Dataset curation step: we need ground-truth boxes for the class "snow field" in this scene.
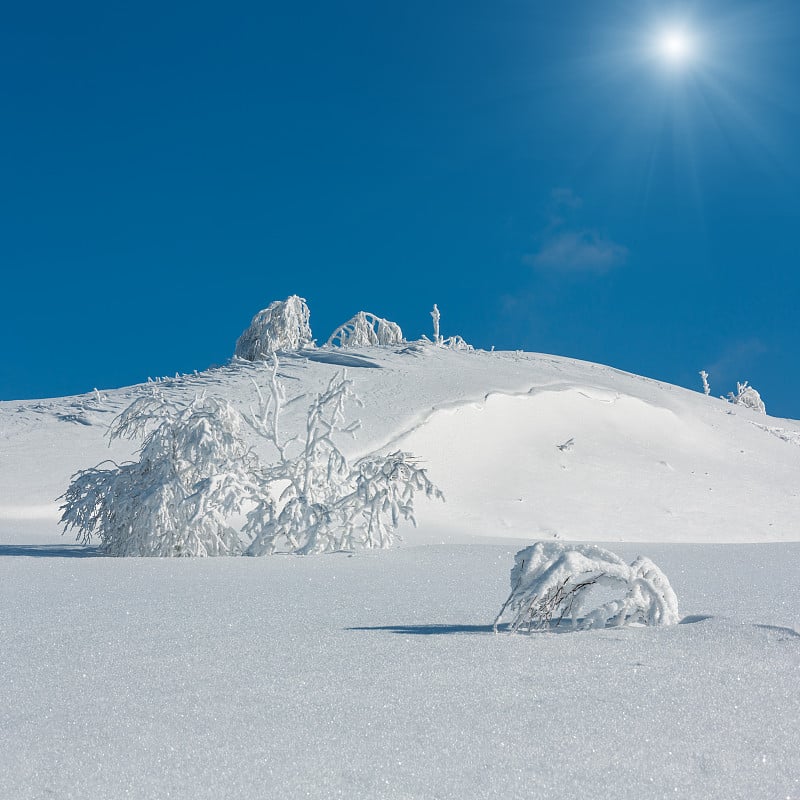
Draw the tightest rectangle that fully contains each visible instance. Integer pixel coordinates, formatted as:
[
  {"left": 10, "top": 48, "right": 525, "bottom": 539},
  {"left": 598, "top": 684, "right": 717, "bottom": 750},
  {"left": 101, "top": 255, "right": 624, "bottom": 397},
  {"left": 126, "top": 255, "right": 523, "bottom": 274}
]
[{"left": 0, "top": 542, "right": 798, "bottom": 799}]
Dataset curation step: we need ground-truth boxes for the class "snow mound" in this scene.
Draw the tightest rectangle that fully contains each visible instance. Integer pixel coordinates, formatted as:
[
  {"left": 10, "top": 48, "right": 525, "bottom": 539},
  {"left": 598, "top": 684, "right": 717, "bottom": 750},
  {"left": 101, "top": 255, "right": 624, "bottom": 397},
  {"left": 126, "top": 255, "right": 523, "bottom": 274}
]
[{"left": 391, "top": 386, "right": 800, "bottom": 544}]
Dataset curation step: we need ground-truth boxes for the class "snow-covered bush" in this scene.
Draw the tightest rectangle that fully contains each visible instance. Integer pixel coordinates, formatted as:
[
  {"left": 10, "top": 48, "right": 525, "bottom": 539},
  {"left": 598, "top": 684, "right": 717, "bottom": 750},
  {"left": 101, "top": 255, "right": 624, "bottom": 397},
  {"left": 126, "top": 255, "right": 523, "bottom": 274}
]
[
  {"left": 493, "top": 542, "right": 679, "bottom": 633},
  {"left": 60, "top": 392, "right": 259, "bottom": 556},
  {"left": 243, "top": 359, "right": 443, "bottom": 554},
  {"left": 699, "top": 370, "right": 710, "bottom": 396},
  {"left": 440, "top": 334, "right": 473, "bottom": 351},
  {"left": 727, "top": 381, "right": 766, "bottom": 414},
  {"left": 234, "top": 295, "right": 312, "bottom": 360},
  {"left": 326, "top": 311, "right": 404, "bottom": 348},
  {"left": 60, "top": 356, "right": 442, "bottom": 557}
]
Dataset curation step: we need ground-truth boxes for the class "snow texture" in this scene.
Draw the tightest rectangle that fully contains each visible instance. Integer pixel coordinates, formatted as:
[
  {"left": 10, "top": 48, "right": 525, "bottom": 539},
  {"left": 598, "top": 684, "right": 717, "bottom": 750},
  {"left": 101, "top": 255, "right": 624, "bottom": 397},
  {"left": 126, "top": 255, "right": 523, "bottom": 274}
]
[
  {"left": 234, "top": 295, "right": 312, "bottom": 360},
  {"left": 494, "top": 541, "right": 679, "bottom": 632},
  {"left": 0, "top": 541, "right": 797, "bottom": 800}
]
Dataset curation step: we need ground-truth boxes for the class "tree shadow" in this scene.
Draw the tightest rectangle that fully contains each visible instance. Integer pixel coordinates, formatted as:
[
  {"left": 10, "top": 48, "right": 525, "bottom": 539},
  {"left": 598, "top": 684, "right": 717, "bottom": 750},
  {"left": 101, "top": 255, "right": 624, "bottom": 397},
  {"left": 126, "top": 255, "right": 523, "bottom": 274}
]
[
  {"left": 754, "top": 624, "right": 800, "bottom": 639},
  {"left": 348, "top": 623, "right": 505, "bottom": 636},
  {"left": 302, "top": 351, "right": 383, "bottom": 369},
  {"left": 0, "top": 544, "right": 102, "bottom": 558},
  {"left": 679, "top": 614, "right": 714, "bottom": 625},
  {"left": 352, "top": 617, "right": 716, "bottom": 636}
]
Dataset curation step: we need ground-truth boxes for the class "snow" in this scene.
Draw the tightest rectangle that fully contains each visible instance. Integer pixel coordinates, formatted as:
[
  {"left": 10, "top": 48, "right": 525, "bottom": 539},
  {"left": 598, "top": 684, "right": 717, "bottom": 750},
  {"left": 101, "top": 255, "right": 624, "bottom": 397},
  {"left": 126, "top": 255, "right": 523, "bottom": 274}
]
[{"left": 1, "top": 345, "right": 799, "bottom": 797}]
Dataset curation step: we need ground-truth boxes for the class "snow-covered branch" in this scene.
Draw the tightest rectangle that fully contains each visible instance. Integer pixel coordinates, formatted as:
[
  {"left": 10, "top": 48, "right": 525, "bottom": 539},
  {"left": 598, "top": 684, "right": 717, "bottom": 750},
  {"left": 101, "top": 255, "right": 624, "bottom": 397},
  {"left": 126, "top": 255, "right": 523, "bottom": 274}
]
[
  {"left": 494, "top": 542, "right": 679, "bottom": 633},
  {"left": 326, "top": 311, "right": 404, "bottom": 347}
]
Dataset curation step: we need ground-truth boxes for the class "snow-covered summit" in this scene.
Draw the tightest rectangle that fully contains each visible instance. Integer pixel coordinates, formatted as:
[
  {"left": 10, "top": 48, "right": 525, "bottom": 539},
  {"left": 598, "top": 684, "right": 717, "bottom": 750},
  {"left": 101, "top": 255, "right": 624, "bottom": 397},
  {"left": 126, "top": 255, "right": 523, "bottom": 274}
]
[{"left": 2, "top": 345, "right": 798, "bottom": 545}]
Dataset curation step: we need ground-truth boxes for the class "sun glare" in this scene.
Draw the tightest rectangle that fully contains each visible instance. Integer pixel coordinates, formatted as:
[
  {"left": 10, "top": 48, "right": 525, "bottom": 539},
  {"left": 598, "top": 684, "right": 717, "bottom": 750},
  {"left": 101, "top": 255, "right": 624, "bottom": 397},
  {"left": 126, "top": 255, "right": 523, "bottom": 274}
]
[{"left": 657, "top": 28, "right": 694, "bottom": 67}]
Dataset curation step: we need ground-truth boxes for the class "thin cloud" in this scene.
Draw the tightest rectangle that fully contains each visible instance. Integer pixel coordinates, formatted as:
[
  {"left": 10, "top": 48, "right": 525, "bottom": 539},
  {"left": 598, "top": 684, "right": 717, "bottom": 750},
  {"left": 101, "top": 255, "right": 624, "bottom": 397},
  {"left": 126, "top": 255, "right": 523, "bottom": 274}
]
[
  {"left": 707, "top": 338, "right": 768, "bottom": 389},
  {"left": 525, "top": 188, "right": 628, "bottom": 275},
  {"left": 525, "top": 230, "right": 628, "bottom": 274},
  {"left": 550, "top": 187, "right": 583, "bottom": 209}
]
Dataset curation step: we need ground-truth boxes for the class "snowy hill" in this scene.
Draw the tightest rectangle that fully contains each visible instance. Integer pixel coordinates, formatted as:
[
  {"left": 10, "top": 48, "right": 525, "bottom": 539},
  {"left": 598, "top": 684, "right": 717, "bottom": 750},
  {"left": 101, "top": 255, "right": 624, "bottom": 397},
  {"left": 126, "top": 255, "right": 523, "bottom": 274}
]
[
  {"left": 1, "top": 347, "right": 798, "bottom": 800},
  {"left": 2, "top": 345, "right": 799, "bottom": 544}
]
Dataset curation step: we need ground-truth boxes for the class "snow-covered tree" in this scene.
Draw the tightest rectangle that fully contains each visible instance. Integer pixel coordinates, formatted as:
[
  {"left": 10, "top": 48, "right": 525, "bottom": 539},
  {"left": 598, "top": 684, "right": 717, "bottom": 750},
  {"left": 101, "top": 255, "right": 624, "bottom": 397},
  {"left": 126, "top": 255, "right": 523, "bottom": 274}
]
[
  {"left": 493, "top": 542, "right": 679, "bottom": 633},
  {"left": 727, "top": 380, "right": 766, "bottom": 414},
  {"left": 326, "top": 311, "right": 404, "bottom": 348},
  {"left": 234, "top": 295, "right": 312, "bottom": 360},
  {"left": 60, "top": 392, "right": 260, "bottom": 556},
  {"left": 699, "top": 370, "right": 710, "bottom": 396},
  {"left": 430, "top": 304, "right": 441, "bottom": 344},
  {"left": 243, "top": 359, "right": 443, "bottom": 555},
  {"left": 60, "top": 355, "right": 442, "bottom": 558}
]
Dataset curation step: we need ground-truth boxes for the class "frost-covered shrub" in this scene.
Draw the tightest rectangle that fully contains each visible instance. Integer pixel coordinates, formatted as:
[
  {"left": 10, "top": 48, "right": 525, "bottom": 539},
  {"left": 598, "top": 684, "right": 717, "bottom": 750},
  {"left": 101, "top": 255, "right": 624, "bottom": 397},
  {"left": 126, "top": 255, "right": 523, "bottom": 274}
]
[
  {"left": 440, "top": 335, "right": 473, "bottom": 351},
  {"left": 326, "top": 311, "right": 404, "bottom": 348},
  {"left": 235, "top": 295, "right": 312, "bottom": 360},
  {"left": 493, "top": 542, "right": 679, "bottom": 633},
  {"left": 727, "top": 381, "right": 766, "bottom": 414},
  {"left": 244, "top": 359, "right": 443, "bottom": 554},
  {"left": 60, "top": 357, "right": 443, "bottom": 558},
  {"left": 60, "top": 393, "right": 260, "bottom": 557}
]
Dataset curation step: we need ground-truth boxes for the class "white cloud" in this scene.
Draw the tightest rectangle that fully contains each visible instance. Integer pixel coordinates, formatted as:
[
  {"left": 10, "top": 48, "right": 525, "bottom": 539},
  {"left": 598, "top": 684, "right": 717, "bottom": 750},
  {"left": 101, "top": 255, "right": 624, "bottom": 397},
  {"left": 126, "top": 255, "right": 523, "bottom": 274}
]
[{"left": 525, "top": 230, "right": 628, "bottom": 274}]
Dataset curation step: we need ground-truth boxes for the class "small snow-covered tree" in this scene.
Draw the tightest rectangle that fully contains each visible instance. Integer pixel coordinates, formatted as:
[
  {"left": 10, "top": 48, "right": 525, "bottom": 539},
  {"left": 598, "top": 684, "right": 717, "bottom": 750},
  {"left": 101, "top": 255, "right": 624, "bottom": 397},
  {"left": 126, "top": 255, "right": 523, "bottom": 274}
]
[
  {"left": 60, "top": 392, "right": 260, "bottom": 556},
  {"left": 493, "top": 542, "right": 679, "bottom": 633},
  {"left": 431, "top": 304, "right": 441, "bottom": 344},
  {"left": 727, "top": 380, "right": 766, "bottom": 414},
  {"left": 326, "top": 311, "right": 404, "bottom": 348},
  {"left": 243, "top": 358, "right": 443, "bottom": 555},
  {"left": 699, "top": 370, "right": 710, "bottom": 396},
  {"left": 425, "top": 303, "right": 473, "bottom": 351},
  {"left": 235, "top": 295, "right": 312, "bottom": 360}
]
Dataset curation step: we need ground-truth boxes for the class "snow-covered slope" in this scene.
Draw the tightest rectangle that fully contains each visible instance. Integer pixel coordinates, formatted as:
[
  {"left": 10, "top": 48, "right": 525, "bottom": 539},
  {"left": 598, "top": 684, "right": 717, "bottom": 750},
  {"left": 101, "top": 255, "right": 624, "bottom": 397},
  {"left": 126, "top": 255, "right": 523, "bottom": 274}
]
[
  {"left": 2, "top": 347, "right": 798, "bottom": 800},
  {"left": 2, "top": 346, "right": 798, "bottom": 545}
]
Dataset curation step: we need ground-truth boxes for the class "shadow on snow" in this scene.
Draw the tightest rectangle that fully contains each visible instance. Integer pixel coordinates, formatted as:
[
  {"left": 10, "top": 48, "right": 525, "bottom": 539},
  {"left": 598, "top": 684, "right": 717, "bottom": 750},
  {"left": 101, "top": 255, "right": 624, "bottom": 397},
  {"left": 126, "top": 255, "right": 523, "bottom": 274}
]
[
  {"left": 351, "top": 616, "right": 717, "bottom": 636},
  {"left": 301, "top": 351, "right": 383, "bottom": 369},
  {"left": 349, "top": 624, "right": 504, "bottom": 636},
  {"left": 0, "top": 544, "right": 102, "bottom": 558}
]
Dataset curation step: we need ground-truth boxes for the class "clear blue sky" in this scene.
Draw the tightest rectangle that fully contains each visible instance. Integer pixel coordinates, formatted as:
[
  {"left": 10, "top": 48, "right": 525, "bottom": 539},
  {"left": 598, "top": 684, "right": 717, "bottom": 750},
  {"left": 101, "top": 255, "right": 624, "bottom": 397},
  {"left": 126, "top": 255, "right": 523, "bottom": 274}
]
[{"left": 3, "top": 1, "right": 799, "bottom": 416}]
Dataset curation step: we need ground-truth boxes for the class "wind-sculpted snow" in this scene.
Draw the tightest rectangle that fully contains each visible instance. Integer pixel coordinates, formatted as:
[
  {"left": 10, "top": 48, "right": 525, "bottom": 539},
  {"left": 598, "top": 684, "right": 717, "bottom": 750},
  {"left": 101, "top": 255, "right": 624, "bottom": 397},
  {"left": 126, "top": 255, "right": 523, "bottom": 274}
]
[{"left": 389, "top": 383, "right": 800, "bottom": 544}]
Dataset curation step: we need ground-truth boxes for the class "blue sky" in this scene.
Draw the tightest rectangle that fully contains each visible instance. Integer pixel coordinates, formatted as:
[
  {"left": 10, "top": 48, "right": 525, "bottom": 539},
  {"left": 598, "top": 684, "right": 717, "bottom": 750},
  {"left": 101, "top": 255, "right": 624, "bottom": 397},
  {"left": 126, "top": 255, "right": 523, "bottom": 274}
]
[{"left": 3, "top": 1, "right": 800, "bottom": 415}]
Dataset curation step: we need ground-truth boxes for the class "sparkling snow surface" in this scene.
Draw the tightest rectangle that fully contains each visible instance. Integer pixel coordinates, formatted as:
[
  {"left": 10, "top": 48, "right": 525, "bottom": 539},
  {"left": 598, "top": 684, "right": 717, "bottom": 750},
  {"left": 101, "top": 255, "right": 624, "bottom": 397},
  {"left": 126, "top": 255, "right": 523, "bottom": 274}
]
[{"left": 1, "top": 347, "right": 799, "bottom": 798}]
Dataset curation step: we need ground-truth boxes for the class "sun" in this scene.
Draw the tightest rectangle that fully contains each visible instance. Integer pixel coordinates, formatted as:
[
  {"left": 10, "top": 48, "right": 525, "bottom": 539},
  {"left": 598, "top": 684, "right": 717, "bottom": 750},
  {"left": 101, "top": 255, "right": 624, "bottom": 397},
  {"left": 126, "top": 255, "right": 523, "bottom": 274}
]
[{"left": 657, "top": 27, "right": 695, "bottom": 66}]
